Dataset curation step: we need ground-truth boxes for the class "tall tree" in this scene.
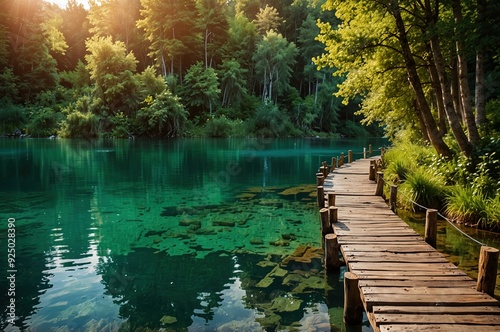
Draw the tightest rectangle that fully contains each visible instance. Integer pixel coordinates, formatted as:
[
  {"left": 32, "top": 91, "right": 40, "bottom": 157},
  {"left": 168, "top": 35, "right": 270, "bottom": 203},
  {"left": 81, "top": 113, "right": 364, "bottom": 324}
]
[
  {"left": 181, "top": 61, "right": 220, "bottom": 116},
  {"left": 253, "top": 5, "right": 282, "bottom": 35},
  {"left": 314, "top": 0, "right": 495, "bottom": 157},
  {"left": 85, "top": 35, "right": 139, "bottom": 114},
  {"left": 138, "top": 0, "right": 198, "bottom": 78},
  {"left": 218, "top": 58, "right": 248, "bottom": 108},
  {"left": 253, "top": 29, "right": 297, "bottom": 103},
  {"left": 60, "top": 0, "right": 90, "bottom": 70},
  {"left": 195, "top": 0, "right": 229, "bottom": 69}
]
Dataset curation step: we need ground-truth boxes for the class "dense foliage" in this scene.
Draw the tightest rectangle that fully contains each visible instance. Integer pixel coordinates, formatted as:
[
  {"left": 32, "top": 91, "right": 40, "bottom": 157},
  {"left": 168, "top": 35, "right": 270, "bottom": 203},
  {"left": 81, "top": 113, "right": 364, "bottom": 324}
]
[
  {"left": 383, "top": 140, "right": 500, "bottom": 231},
  {"left": 0, "top": 0, "right": 379, "bottom": 138}
]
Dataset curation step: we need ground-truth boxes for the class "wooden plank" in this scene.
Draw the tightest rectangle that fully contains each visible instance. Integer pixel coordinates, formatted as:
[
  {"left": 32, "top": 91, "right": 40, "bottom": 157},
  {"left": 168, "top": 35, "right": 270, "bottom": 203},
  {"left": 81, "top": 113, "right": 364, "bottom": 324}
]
[
  {"left": 363, "top": 293, "right": 499, "bottom": 310},
  {"left": 349, "top": 262, "right": 462, "bottom": 271},
  {"left": 375, "top": 313, "right": 500, "bottom": 325},
  {"left": 341, "top": 244, "right": 436, "bottom": 253},
  {"left": 362, "top": 286, "right": 483, "bottom": 295},
  {"left": 380, "top": 325, "right": 500, "bottom": 332},
  {"left": 354, "top": 270, "right": 469, "bottom": 277},
  {"left": 373, "top": 305, "right": 500, "bottom": 315},
  {"left": 346, "top": 253, "right": 450, "bottom": 263},
  {"left": 359, "top": 280, "right": 477, "bottom": 288},
  {"left": 357, "top": 275, "right": 475, "bottom": 281}
]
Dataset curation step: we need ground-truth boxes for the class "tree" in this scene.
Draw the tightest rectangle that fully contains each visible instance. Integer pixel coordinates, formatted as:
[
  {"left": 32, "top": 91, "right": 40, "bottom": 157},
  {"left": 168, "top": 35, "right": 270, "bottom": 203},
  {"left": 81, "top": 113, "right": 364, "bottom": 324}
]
[
  {"left": 181, "top": 61, "right": 220, "bottom": 116},
  {"left": 218, "top": 59, "right": 248, "bottom": 108},
  {"left": 85, "top": 35, "right": 139, "bottom": 114},
  {"left": 195, "top": 0, "right": 229, "bottom": 69},
  {"left": 138, "top": 0, "right": 198, "bottom": 77},
  {"left": 314, "top": 0, "right": 495, "bottom": 157},
  {"left": 253, "top": 5, "right": 282, "bottom": 35},
  {"left": 59, "top": 0, "right": 91, "bottom": 70},
  {"left": 226, "top": 12, "right": 256, "bottom": 69},
  {"left": 253, "top": 30, "right": 298, "bottom": 103},
  {"left": 136, "top": 89, "right": 188, "bottom": 137}
]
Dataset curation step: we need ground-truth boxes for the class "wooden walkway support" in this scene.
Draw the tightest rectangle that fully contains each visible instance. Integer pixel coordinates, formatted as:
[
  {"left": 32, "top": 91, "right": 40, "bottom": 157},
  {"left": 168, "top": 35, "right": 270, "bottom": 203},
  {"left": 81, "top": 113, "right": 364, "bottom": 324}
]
[{"left": 322, "top": 157, "right": 500, "bottom": 332}]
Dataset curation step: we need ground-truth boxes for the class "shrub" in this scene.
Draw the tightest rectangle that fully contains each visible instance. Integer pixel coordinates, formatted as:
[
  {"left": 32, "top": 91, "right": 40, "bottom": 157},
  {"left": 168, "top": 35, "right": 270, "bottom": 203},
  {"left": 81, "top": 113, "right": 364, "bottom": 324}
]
[
  {"left": 26, "top": 107, "right": 62, "bottom": 137},
  {"left": 111, "top": 112, "right": 131, "bottom": 138},
  {"left": 399, "top": 168, "right": 446, "bottom": 211},
  {"left": 0, "top": 103, "right": 26, "bottom": 134},
  {"left": 445, "top": 186, "right": 489, "bottom": 228},
  {"left": 248, "top": 101, "right": 296, "bottom": 137},
  {"left": 135, "top": 90, "right": 188, "bottom": 137},
  {"left": 485, "top": 196, "right": 500, "bottom": 231},
  {"left": 58, "top": 110, "right": 100, "bottom": 138},
  {"left": 384, "top": 158, "right": 413, "bottom": 184},
  {"left": 203, "top": 116, "right": 244, "bottom": 137}
]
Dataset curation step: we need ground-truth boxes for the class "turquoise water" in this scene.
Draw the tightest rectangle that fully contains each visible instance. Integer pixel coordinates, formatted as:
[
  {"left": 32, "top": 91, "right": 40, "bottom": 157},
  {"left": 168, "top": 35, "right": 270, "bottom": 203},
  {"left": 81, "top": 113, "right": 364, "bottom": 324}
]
[{"left": 0, "top": 137, "right": 385, "bottom": 332}]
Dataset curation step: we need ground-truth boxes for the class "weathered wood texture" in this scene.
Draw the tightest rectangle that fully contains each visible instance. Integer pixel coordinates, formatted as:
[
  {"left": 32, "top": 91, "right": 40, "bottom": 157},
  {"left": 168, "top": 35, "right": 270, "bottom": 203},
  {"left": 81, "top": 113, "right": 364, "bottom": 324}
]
[{"left": 324, "top": 157, "right": 500, "bottom": 332}]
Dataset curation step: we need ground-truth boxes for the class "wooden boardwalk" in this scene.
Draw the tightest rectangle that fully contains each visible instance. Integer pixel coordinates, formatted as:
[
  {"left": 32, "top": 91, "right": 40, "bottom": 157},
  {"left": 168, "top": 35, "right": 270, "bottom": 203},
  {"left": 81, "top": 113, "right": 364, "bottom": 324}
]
[{"left": 323, "top": 157, "right": 500, "bottom": 332}]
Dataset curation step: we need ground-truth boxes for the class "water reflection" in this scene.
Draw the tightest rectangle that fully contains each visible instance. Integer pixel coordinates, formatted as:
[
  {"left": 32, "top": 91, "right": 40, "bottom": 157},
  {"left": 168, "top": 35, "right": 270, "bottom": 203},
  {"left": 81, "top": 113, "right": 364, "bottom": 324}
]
[{"left": 0, "top": 137, "right": 385, "bottom": 331}]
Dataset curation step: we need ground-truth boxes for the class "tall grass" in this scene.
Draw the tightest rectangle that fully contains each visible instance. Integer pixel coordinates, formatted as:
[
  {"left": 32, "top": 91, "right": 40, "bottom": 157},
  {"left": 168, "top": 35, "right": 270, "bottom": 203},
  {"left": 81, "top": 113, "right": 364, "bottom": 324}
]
[
  {"left": 445, "top": 187, "right": 500, "bottom": 230},
  {"left": 445, "top": 186, "right": 489, "bottom": 228},
  {"left": 399, "top": 169, "right": 446, "bottom": 211}
]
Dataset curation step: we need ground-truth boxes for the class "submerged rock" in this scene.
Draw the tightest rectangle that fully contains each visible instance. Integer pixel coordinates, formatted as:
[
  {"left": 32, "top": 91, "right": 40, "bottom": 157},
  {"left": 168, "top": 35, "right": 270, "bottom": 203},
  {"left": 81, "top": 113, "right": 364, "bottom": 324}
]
[
  {"left": 212, "top": 221, "right": 235, "bottom": 227},
  {"left": 216, "top": 318, "right": 264, "bottom": 332},
  {"left": 256, "top": 276, "right": 274, "bottom": 288},
  {"left": 250, "top": 238, "right": 264, "bottom": 245},
  {"left": 269, "top": 295, "right": 302, "bottom": 313},
  {"left": 178, "top": 219, "right": 201, "bottom": 227},
  {"left": 160, "top": 315, "right": 177, "bottom": 325}
]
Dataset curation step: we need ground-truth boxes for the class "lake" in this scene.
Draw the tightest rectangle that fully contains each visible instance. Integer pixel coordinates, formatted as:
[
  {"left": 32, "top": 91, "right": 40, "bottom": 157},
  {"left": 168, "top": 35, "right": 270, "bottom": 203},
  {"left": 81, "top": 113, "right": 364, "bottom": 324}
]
[{"left": 0, "top": 137, "right": 386, "bottom": 332}]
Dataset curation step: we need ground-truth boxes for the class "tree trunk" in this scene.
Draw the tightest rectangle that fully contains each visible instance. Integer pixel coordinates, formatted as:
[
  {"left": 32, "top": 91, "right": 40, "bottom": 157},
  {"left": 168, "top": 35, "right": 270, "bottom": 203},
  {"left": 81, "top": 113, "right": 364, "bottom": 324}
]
[
  {"left": 390, "top": 1, "right": 452, "bottom": 157},
  {"left": 450, "top": 59, "right": 463, "bottom": 122},
  {"left": 452, "top": 0, "right": 481, "bottom": 145},
  {"left": 427, "top": 55, "right": 448, "bottom": 134},
  {"left": 429, "top": 33, "right": 472, "bottom": 156},
  {"left": 414, "top": 100, "right": 430, "bottom": 142},
  {"left": 475, "top": 0, "right": 487, "bottom": 126}
]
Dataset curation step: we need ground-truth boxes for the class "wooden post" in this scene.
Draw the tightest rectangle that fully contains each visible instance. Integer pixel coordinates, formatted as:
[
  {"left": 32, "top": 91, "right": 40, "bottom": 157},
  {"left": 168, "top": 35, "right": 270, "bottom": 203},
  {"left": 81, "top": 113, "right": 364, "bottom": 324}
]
[
  {"left": 339, "top": 153, "right": 344, "bottom": 167},
  {"left": 328, "top": 193, "right": 336, "bottom": 207},
  {"left": 329, "top": 206, "right": 338, "bottom": 224},
  {"left": 363, "top": 147, "right": 367, "bottom": 159},
  {"left": 324, "top": 234, "right": 340, "bottom": 271},
  {"left": 389, "top": 185, "right": 397, "bottom": 212},
  {"left": 425, "top": 209, "right": 438, "bottom": 248},
  {"left": 322, "top": 161, "right": 328, "bottom": 177},
  {"left": 317, "top": 186, "right": 325, "bottom": 208},
  {"left": 369, "top": 160, "right": 376, "bottom": 181},
  {"left": 316, "top": 173, "right": 324, "bottom": 186},
  {"left": 369, "top": 144, "right": 372, "bottom": 157},
  {"left": 320, "top": 207, "right": 332, "bottom": 235},
  {"left": 344, "top": 272, "right": 363, "bottom": 325},
  {"left": 348, "top": 150, "right": 353, "bottom": 163},
  {"left": 476, "top": 246, "right": 499, "bottom": 296},
  {"left": 330, "top": 157, "right": 336, "bottom": 172},
  {"left": 381, "top": 147, "right": 386, "bottom": 159},
  {"left": 374, "top": 172, "right": 384, "bottom": 196}
]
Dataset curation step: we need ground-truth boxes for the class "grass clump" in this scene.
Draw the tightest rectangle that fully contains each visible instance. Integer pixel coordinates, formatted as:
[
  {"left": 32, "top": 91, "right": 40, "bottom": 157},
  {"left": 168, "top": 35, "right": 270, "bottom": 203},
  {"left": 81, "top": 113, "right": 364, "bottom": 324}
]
[
  {"left": 445, "top": 186, "right": 488, "bottom": 228},
  {"left": 399, "top": 168, "right": 446, "bottom": 211}
]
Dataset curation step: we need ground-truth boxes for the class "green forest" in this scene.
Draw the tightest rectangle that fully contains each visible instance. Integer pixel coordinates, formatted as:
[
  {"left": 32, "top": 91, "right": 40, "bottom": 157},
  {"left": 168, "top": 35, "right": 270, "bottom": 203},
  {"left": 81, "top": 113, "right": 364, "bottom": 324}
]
[
  {"left": 1, "top": 0, "right": 377, "bottom": 139},
  {"left": 2, "top": 0, "right": 499, "bottom": 141}
]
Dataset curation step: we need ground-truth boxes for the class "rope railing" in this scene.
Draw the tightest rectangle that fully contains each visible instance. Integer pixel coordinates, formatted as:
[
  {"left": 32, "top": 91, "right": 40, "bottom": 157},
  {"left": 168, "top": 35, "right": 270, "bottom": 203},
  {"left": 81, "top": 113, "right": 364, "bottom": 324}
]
[{"left": 377, "top": 173, "right": 487, "bottom": 247}]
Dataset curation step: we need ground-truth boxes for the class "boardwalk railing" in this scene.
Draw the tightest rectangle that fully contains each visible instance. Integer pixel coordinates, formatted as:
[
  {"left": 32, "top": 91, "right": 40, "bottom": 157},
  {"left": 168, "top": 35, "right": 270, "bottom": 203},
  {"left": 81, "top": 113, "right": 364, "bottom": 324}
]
[{"left": 315, "top": 154, "right": 500, "bottom": 332}]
